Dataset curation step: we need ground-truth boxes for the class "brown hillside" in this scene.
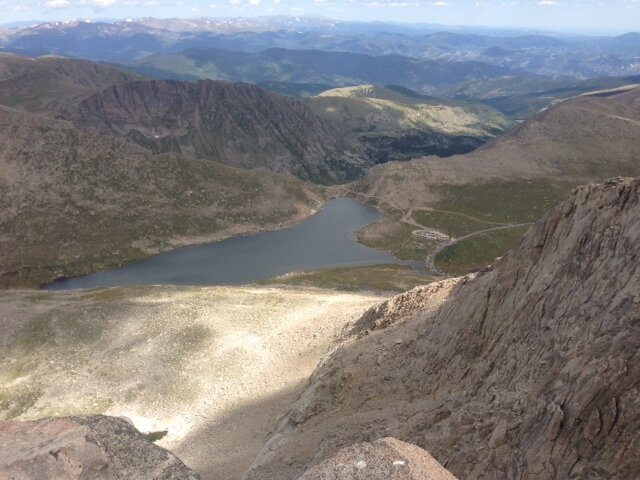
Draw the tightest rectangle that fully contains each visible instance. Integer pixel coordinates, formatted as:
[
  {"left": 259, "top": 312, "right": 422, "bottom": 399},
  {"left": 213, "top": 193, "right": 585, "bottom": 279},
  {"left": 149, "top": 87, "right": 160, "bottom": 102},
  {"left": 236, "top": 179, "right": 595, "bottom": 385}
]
[
  {"left": 0, "top": 54, "right": 142, "bottom": 112},
  {"left": 356, "top": 86, "right": 640, "bottom": 210},
  {"left": 0, "top": 107, "right": 319, "bottom": 287},
  {"left": 247, "top": 177, "right": 640, "bottom": 479}
]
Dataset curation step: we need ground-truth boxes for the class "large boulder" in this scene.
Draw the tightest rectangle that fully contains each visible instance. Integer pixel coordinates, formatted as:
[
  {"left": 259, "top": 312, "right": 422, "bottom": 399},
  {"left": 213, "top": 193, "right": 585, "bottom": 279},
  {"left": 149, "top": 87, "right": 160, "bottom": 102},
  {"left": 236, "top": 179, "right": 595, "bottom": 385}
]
[
  {"left": 298, "top": 437, "right": 457, "bottom": 480},
  {"left": 0, "top": 415, "right": 199, "bottom": 479}
]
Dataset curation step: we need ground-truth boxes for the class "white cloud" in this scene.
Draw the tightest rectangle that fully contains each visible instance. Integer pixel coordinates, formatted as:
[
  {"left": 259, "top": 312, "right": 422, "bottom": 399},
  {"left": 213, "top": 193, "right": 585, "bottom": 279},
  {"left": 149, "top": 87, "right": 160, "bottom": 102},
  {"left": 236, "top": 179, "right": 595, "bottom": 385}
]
[
  {"left": 249, "top": 0, "right": 261, "bottom": 5},
  {"left": 46, "top": 0, "right": 70, "bottom": 7},
  {"left": 537, "top": 0, "right": 559, "bottom": 4}
]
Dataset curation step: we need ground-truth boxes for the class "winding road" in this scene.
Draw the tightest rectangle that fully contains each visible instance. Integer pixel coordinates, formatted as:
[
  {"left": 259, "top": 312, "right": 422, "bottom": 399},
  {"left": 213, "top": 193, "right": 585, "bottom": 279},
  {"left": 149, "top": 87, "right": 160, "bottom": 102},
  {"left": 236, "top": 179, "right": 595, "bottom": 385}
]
[
  {"left": 343, "top": 188, "right": 532, "bottom": 276},
  {"left": 425, "top": 223, "right": 533, "bottom": 276}
]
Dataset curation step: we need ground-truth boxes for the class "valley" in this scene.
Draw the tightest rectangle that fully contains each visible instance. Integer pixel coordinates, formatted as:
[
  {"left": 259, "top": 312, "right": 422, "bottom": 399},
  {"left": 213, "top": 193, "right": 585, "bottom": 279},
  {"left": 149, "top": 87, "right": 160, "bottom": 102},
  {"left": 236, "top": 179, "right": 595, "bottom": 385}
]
[{"left": 0, "top": 13, "right": 639, "bottom": 480}]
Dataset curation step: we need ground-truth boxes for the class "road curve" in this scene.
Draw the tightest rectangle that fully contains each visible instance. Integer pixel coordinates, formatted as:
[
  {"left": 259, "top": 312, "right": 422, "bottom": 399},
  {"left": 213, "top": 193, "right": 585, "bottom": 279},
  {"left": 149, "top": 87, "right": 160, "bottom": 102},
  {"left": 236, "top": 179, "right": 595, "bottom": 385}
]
[{"left": 425, "top": 223, "right": 533, "bottom": 276}]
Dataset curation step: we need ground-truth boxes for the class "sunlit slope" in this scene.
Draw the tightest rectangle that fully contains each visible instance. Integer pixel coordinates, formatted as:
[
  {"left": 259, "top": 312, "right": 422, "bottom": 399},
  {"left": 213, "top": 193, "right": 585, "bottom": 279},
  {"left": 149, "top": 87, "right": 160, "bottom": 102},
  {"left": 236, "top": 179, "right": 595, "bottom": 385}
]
[{"left": 351, "top": 86, "right": 640, "bottom": 273}]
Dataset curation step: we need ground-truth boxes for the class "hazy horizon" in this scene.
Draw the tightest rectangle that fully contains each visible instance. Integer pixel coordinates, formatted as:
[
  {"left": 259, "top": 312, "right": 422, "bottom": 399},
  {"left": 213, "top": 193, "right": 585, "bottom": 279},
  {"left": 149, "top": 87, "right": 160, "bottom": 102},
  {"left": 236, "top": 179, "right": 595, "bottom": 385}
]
[{"left": 2, "top": 1, "right": 639, "bottom": 36}]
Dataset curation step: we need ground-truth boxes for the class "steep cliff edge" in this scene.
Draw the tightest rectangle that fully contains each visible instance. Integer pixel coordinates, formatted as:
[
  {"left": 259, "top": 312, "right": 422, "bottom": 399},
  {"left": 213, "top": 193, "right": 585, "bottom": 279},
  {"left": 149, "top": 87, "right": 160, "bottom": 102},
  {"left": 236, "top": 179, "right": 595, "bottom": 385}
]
[
  {"left": 247, "top": 177, "right": 640, "bottom": 479},
  {"left": 61, "top": 79, "right": 369, "bottom": 184}
]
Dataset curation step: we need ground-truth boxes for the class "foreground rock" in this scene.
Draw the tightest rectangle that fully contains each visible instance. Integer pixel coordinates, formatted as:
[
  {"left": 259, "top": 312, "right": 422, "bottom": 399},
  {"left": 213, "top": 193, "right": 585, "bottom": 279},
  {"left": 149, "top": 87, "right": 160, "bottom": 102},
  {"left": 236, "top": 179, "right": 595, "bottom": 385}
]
[
  {"left": 246, "top": 177, "right": 640, "bottom": 479},
  {"left": 0, "top": 415, "right": 198, "bottom": 479},
  {"left": 299, "top": 437, "right": 457, "bottom": 480}
]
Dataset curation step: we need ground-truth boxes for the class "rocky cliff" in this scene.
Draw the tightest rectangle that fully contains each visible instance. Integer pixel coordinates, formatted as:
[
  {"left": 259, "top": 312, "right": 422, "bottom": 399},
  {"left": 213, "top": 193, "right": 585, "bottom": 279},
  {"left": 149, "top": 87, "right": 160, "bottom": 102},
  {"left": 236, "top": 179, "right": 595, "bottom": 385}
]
[
  {"left": 247, "top": 177, "right": 640, "bottom": 479},
  {"left": 0, "top": 415, "right": 199, "bottom": 479},
  {"left": 61, "top": 79, "right": 369, "bottom": 184}
]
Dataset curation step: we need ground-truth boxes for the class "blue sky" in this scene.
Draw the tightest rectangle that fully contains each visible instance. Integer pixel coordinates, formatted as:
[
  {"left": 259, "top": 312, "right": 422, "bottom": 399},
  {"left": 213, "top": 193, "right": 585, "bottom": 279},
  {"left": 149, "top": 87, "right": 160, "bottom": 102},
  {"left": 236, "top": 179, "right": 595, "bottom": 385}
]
[{"left": 1, "top": 0, "right": 639, "bottom": 34}]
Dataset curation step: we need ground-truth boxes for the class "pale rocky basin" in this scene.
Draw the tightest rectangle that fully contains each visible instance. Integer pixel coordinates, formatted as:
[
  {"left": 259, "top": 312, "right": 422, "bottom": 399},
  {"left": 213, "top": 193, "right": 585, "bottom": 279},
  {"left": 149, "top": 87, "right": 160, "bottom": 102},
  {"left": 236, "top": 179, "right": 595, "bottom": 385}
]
[{"left": 0, "top": 285, "right": 388, "bottom": 479}]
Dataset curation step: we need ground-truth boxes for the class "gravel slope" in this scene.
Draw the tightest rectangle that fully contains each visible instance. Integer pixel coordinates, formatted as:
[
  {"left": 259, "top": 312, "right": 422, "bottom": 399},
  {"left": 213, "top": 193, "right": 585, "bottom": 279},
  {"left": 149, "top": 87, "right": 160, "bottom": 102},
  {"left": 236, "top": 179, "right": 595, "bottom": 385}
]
[{"left": 0, "top": 285, "right": 388, "bottom": 479}]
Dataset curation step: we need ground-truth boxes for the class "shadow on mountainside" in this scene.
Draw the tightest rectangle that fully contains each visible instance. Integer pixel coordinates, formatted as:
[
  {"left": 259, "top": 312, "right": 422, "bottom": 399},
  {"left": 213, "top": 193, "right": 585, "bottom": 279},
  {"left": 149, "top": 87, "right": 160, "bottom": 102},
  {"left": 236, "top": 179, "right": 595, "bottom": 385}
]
[{"left": 238, "top": 178, "right": 640, "bottom": 480}]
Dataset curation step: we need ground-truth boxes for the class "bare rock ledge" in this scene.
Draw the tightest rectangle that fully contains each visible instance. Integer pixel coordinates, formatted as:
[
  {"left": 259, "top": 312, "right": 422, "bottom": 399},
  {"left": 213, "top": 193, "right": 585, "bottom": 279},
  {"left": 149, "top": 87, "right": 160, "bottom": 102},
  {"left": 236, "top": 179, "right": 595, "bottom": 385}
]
[{"left": 0, "top": 415, "right": 199, "bottom": 479}]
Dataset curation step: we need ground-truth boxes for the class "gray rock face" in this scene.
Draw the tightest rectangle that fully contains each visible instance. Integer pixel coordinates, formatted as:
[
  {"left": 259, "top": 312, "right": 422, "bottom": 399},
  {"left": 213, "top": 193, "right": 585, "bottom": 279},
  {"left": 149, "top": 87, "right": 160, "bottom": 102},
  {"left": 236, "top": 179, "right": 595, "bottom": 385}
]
[
  {"left": 0, "top": 415, "right": 199, "bottom": 479},
  {"left": 246, "top": 177, "right": 640, "bottom": 479},
  {"left": 298, "top": 437, "right": 458, "bottom": 480},
  {"left": 61, "top": 79, "right": 369, "bottom": 184}
]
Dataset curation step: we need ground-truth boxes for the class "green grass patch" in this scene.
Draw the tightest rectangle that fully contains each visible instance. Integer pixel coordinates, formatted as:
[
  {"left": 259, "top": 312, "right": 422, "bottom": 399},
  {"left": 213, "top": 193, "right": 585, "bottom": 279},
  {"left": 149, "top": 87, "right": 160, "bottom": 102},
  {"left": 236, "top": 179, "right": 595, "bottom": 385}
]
[
  {"left": 358, "top": 214, "right": 436, "bottom": 260},
  {"left": 435, "top": 179, "right": 574, "bottom": 224},
  {"left": 412, "top": 210, "right": 498, "bottom": 237},
  {"left": 435, "top": 225, "right": 530, "bottom": 274},
  {"left": 262, "top": 264, "right": 434, "bottom": 292}
]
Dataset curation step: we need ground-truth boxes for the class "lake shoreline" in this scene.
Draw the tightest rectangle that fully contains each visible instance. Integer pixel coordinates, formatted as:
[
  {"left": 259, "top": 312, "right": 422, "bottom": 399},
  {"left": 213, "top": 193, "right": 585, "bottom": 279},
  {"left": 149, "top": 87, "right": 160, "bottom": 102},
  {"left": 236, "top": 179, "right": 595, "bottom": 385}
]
[
  {"left": 43, "top": 198, "right": 414, "bottom": 291},
  {"left": 34, "top": 197, "right": 326, "bottom": 290}
]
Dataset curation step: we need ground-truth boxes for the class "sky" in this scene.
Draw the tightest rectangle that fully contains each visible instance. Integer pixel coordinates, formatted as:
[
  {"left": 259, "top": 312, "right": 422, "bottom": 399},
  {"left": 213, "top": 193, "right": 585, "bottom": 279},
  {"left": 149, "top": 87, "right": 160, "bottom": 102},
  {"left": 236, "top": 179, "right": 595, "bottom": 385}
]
[{"left": 1, "top": 0, "right": 639, "bottom": 34}]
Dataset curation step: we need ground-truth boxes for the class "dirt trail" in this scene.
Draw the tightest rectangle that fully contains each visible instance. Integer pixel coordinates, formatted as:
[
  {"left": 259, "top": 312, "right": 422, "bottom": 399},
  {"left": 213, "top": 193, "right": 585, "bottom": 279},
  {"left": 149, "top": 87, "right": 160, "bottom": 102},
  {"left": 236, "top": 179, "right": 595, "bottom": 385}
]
[{"left": 345, "top": 188, "right": 529, "bottom": 275}]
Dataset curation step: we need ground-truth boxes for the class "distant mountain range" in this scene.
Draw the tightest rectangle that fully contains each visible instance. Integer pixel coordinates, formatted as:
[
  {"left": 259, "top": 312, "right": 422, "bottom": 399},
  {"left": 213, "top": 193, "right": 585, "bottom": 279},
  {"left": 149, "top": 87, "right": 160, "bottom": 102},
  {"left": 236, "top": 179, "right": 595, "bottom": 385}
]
[
  {"left": 2, "top": 17, "right": 638, "bottom": 123},
  {"left": 0, "top": 54, "right": 512, "bottom": 184},
  {"left": 434, "top": 75, "right": 640, "bottom": 119},
  {"left": 125, "top": 47, "right": 519, "bottom": 94},
  {"left": 1, "top": 17, "right": 638, "bottom": 80}
]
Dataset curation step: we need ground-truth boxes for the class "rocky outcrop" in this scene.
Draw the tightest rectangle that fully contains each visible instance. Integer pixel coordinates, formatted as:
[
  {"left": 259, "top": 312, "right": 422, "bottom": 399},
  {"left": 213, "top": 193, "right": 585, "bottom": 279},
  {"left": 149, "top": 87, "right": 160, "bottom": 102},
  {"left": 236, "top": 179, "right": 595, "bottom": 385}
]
[
  {"left": 246, "top": 177, "right": 640, "bottom": 479},
  {"left": 298, "top": 437, "right": 458, "bottom": 480},
  {"left": 0, "top": 415, "right": 199, "bottom": 479},
  {"left": 61, "top": 79, "right": 369, "bottom": 184}
]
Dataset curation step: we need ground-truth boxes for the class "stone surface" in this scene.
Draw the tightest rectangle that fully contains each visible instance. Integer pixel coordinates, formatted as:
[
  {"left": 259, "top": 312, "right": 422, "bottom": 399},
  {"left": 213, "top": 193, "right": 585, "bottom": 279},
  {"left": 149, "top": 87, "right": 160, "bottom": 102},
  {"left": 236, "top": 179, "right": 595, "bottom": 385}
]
[
  {"left": 298, "top": 437, "right": 458, "bottom": 480},
  {"left": 62, "top": 79, "right": 369, "bottom": 184},
  {"left": 246, "top": 177, "right": 640, "bottom": 479},
  {"left": 0, "top": 415, "right": 199, "bottom": 479}
]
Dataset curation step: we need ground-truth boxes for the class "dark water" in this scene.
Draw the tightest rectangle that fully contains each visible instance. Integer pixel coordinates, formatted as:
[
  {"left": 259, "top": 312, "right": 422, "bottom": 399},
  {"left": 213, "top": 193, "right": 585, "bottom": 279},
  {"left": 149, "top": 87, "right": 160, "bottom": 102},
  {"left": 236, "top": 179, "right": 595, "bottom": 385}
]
[{"left": 46, "top": 198, "right": 413, "bottom": 290}]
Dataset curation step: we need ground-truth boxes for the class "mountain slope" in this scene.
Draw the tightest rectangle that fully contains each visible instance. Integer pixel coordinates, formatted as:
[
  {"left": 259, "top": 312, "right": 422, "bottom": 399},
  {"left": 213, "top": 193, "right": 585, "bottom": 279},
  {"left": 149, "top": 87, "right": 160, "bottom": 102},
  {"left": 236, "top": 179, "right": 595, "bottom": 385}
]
[
  {"left": 129, "top": 47, "right": 517, "bottom": 94},
  {"left": 307, "top": 84, "right": 514, "bottom": 162},
  {"left": 0, "top": 285, "right": 385, "bottom": 478},
  {"left": 0, "top": 107, "right": 320, "bottom": 287},
  {"left": 58, "top": 79, "right": 369, "bottom": 184},
  {"left": 0, "top": 54, "right": 142, "bottom": 112},
  {"left": 247, "top": 176, "right": 640, "bottom": 479},
  {"left": 358, "top": 85, "right": 640, "bottom": 202},
  {"left": 436, "top": 75, "right": 640, "bottom": 119},
  {"left": 349, "top": 85, "right": 640, "bottom": 273}
]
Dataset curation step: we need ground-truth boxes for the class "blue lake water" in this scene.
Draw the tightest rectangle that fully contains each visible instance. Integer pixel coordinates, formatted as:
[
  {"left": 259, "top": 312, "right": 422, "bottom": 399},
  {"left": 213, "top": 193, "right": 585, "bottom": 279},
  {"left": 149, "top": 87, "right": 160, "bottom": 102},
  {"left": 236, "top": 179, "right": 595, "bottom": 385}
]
[{"left": 45, "top": 197, "right": 415, "bottom": 290}]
